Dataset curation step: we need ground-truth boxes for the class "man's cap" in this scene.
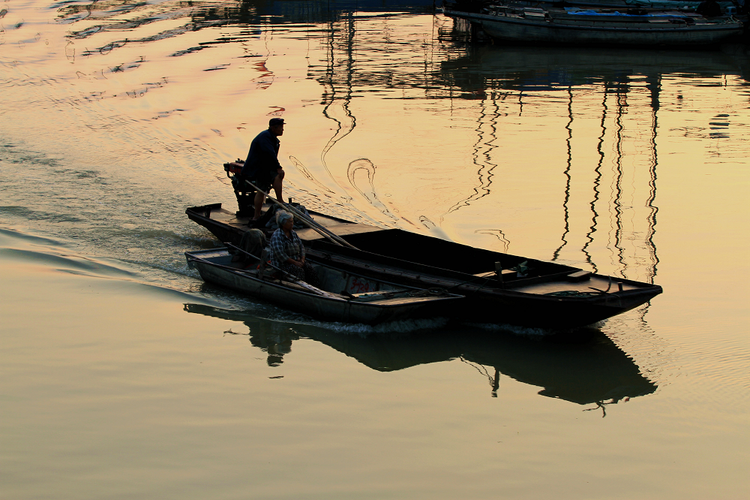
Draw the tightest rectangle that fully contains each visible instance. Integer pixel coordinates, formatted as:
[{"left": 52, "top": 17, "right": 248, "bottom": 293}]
[{"left": 269, "top": 118, "right": 285, "bottom": 127}]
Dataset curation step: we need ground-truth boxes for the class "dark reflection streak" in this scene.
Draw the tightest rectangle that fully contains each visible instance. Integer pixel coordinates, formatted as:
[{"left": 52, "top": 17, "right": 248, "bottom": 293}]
[
  {"left": 552, "top": 86, "right": 573, "bottom": 262},
  {"left": 460, "top": 358, "right": 500, "bottom": 398},
  {"left": 584, "top": 401, "right": 610, "bottom": 418},
  {"left": 471, "top": 98, "right": 487, "bottom": 202},
  {"left": 614, "top": 90, "right": 626, "bottom": 278},
  {"left": 582, "top": 89, "right": 604, "bottom": 272},
  {"left": 319, "top": 21, "right": 341, "bottom": 154},
  {"left": 646, "top": 78, "right": 661, "bottom": 285},
  {"left": 444, "top": 93, "right": 498, "bottom": 216},
  {"left": 484, "top": 96, "right": 499, "bottom": 196},
  {"left": 315, "top": 13, "right": 389, "bottom": 223},
  {"left": 320, "top": 16, "right": 357, "bottom": 179},
  {"left": 627, "top": 77, "right": 659, "bottom": 323},
  {"left": 316, "top": 15, "right": 396, "bottom": 225},
  {"left": 445, "top": 98, "right": 484, "bottom": 215}
]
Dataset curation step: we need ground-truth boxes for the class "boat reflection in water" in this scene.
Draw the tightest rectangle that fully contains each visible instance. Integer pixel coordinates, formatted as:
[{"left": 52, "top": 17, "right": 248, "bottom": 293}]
[{"left": 184, "top": 303, "right": 657, "bottom": 414}]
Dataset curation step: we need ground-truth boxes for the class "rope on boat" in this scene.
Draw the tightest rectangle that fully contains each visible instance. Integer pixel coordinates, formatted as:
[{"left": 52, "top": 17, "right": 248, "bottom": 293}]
[
  {"left": 544, "top": 290, "right": 601, "bottom": 297},
  {"left": 226, "top": 243, "right": 298, "bottom": 283},
  {"left": 443, "top": 272, "right": 502, "bottom": 293}
]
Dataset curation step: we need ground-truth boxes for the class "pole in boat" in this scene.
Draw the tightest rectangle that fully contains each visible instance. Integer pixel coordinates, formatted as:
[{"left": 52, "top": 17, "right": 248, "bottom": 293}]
[{"left": 242, "top": 179, "right": 359, "bottom": 251}]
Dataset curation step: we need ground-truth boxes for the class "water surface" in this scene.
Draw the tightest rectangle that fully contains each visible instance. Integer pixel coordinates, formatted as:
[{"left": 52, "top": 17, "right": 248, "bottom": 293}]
[{"left": 1, "top": 1, "right": 749, "bottom": 498}]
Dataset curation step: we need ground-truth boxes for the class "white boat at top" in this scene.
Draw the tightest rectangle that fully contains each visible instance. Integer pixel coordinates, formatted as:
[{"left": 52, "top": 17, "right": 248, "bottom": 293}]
[{"left": 442, "top": 1, "right": 745, "bottom": 47}]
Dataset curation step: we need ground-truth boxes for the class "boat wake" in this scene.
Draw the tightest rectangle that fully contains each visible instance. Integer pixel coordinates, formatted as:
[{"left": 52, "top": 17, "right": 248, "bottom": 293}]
[
  {"left": 0, "top": 227, "right": 213, "bottom": 303},
  {"left": 466, "top": 320, "right": 606, "bottom": 342},
  {"left": 286, "top": 315, "right": 451, "bottom": 336},
  {"left": 0, "top": 228, "right": 137, "bottom": 279},
  {"left": 183, "top": 302, "right": 450, "bottom": 336}
]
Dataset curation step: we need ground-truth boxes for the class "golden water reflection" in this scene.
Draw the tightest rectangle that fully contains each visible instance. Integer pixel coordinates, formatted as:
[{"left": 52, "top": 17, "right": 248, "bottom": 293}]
[
  {"left": 4, "top": 0, "right": 748, "bottom": 314},
  {"left": 2, "top": 3, "right": 749, "bottom": 498}
]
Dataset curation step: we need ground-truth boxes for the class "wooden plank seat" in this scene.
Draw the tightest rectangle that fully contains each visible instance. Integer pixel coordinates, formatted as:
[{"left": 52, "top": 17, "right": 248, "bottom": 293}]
[{"left": 566, "top": 270, "right": 592, "bottom": 282}]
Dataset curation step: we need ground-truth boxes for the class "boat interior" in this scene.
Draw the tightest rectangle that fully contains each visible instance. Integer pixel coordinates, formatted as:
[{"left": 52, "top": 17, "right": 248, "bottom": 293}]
[
  {"left": 189, "top": 247, "right": 452, "bottom": 303},
  {"left": 187, "top": 201, "right": 660, "bottom": 298}
]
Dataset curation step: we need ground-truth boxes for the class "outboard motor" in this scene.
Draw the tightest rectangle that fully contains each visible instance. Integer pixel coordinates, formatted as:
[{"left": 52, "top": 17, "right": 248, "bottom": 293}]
[{"left": 224, "top": 161, "right": 256, "bottom": 217}]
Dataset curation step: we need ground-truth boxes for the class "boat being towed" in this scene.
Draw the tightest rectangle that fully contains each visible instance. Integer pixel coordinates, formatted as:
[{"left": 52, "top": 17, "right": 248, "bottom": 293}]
[
  {"left": 186, "top": 246, "right": 463, "bottom": 325},
  {"left": 186, "top": 201, "right": 663, "bottom": 330}
]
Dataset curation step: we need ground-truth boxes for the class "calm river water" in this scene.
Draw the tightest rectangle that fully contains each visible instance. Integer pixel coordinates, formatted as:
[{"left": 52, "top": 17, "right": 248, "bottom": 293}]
[{"left": 1, "top": 1, "right": 749, "bottom": 499}]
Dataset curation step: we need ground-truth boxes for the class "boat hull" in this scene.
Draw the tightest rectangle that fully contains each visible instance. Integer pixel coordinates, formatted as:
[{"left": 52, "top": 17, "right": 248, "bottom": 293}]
[
  {"left": 305, "top": 238, "right": 661, "bottom": 329},
  {"left": 186, "top": 204, "right": 662, "bottom": 330},
  {"left": 444, "top": 7, "right": 744, "bottom": 46},
  {"left": 186, "top": 248, "right": 462, "bottom": 325}
]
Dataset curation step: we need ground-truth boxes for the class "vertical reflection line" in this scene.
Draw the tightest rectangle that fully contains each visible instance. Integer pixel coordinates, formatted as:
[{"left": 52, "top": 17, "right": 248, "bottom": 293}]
[
  {"left": 552, "top": 86, "right": 573, "bottom": 261},
  {"left": 320, "top": 14, "right": 357, "bottom": 175},
  {"left": 582, "top": 89, "right": 604, "bottom": 272},
  {"left": 613, "top": 88, "right": 626, "bottom": 278},
  {"left": 445, "top": 88, "right": 498, "bottom": 215},
  {"left": 646, "top": 77, "right": 661, "bottom": 285},
  {"left": 321, "top": 19, "right": 338, "bottom": 163}
]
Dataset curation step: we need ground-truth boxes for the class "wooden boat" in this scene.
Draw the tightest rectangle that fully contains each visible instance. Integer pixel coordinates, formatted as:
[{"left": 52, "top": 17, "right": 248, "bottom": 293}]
[
  {"left": 185, "top": 247, "right": 463, "bottom": 325},
  {"left": 444, "top": 0, "right": 735, "bottom": 11},
  {"left": 186, "top": 202, "right": 663, "bottom": 330},
  {"left": 442, "top": 2, "right": 744, "bottom": 47}
]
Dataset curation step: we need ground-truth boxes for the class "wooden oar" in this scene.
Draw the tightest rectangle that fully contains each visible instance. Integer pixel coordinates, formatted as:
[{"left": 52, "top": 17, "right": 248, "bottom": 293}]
[
  {"left": 226, "top": 243, "right": 290, "bottom": 279},
  {"left": 242, "top": 178, "right": 359, "bottom": 250}
]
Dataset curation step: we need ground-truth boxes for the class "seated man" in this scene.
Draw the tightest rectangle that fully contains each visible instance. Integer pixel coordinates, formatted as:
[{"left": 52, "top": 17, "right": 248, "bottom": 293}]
[
  {"left": 241, "top": 117, "right": 286, "bottom": 220},
  {"left": 268, "top": 210, "right": 318, "bottom": 285}
]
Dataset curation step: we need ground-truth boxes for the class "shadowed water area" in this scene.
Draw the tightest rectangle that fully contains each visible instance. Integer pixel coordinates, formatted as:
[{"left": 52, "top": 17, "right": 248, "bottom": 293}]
[{"left": 1, "top": 1, "right": 749, "bottom": 498}]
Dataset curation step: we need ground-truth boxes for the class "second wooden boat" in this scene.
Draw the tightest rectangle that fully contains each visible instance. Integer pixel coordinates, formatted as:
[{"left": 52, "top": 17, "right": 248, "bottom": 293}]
[{"left": 186, "top": 247, "right": 463, "bottom": 325}]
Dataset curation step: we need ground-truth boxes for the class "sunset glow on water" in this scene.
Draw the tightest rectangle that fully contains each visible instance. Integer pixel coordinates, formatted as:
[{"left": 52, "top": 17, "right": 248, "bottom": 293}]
[{"left": 1, "top": 1, "right": 749, "bottom": 498}]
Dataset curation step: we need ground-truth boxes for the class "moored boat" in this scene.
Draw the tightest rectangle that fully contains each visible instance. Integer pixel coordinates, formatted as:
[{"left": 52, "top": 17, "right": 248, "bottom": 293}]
[
  {"left": 442, "top": 1, "right": 744, "bottom": 47},
  {"left": 186, "top": 247, "right": 463, "bottom": 325}
]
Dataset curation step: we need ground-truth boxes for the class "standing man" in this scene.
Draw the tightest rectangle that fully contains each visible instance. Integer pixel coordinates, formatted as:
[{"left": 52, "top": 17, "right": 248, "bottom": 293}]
[{"left": 242, "top": 117, "right": 286, "bottom": 221}]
